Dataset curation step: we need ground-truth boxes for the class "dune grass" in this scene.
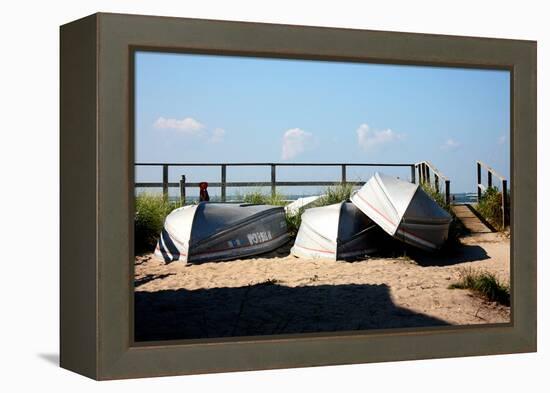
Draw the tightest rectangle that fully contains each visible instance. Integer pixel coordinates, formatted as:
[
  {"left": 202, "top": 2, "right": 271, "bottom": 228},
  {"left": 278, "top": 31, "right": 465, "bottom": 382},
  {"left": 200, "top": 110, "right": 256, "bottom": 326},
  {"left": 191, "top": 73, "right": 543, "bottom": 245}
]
[
  {"left": 476, "top": 186, "right": 506, "bottom": 230},
  {"left": 284, "top": 206, "right": 304, "bottom": 238},
  {"left": 240, "top": 189, "right": 287, "bottom": 206},
  {"left": 313, "top": 183, "right": 355, "bottom": 207},
  {"left": 448, "top": 268, "right": 510, "bottom": 306},
  {"left": 420, "top": 183, "right": 448, "bottom": 212},
  {"left": 134, "top": 194, "right": 179, "bottom": 254}
]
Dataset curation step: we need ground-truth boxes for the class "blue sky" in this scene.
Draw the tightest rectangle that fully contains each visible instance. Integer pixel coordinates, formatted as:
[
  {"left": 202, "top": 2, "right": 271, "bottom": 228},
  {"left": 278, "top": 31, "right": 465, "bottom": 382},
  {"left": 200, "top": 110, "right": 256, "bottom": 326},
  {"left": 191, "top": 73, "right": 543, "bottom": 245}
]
[{"left": 135, "top": 51, "right": 510, "bottom": 195}]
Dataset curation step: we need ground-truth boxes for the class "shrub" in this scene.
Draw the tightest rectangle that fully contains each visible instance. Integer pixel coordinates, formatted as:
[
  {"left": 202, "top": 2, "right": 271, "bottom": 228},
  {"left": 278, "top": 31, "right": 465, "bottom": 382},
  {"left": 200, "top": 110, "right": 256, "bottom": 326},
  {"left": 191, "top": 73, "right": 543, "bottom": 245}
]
[
  {"left": 476, "top": 186, "right": 505, "bottom": 229},
  {"left": 448, "top": 268, "right": 510, "bottom": 306},
  {"left": 134, "top": 194, "right": 178, "bottom": 254}
]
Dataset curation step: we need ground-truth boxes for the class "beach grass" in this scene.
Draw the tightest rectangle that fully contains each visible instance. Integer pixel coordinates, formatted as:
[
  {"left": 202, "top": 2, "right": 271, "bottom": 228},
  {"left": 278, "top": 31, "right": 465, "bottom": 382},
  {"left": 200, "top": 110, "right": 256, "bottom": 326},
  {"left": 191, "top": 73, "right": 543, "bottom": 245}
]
[
  {"left": 313, "top": 183, "right": 355, "bottom": 207},
  {"left": 476, "top": 186, "right": 505, "bottom": 230},
  {"left": 240, "top": 189, "right": 287, "bottom": 206},
  {"left": 448, "top": 268, "right": 510, "bottom": 306},
  {"left": 135, "top": 193, "right": 179, "bottom": 254},
  {"left": 420, "top": 183, "right": 448, "bottom": 212},
  {"left": 284, "top": 206, "right": 304, "bottom": 237}
]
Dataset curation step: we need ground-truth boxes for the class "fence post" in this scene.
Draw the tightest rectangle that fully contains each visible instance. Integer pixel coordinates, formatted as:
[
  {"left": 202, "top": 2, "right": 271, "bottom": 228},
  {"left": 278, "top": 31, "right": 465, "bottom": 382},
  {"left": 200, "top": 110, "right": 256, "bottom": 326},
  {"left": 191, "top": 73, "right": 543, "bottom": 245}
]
[
  {"left": 179, "top": 175, "right": 186, "bottom": 205},
  {"left": 487, "top": 171, "right": 493, "bottom": 189},
  {"left": 341, "top": 164, "right": 347, "bottom": 184},
  {"left": 221, "top": 164, "right": 227, "bottom": 202},
  {"left": 426, "top": 165, "right": 431, "bottom": 185},
  {"left": 502, "top": 179, "right": 508, "bottom": 227},
  {"left": 477, "top": 162, "right": 482, "bottom": 201},
  {"left": 422, "top": 162, "right": 428, "bottom": 183},
  {"left": 410, "top": 165, "right": 416, "bottom": 184},
  {"left": 162, "top": 164, "right": 169, "bottom": 200},
  {"left": 417, "top": 164, "right": 422, "bottom": 184},
  {"left": 271, "top": 164, "right": 276, "bottom": 198},
  {"left": 434, "top": 174, "right": 439, "bottom": 193},
  {"left": 445, "top": 180, "right": 451, "bottom": 206}
]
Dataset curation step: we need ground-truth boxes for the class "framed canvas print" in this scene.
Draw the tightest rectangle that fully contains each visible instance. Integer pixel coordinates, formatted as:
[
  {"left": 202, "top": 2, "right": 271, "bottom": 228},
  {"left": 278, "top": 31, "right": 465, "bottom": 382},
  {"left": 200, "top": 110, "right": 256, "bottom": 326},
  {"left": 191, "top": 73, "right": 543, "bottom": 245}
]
[{"left": 60, "top": 13, "right": 537, "bottom": 380}]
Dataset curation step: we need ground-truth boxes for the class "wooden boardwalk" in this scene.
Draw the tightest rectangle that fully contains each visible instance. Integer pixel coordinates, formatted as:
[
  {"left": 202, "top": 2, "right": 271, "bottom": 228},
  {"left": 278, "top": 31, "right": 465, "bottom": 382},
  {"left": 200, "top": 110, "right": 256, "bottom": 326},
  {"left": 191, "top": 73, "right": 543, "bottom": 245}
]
[{"left": 451, "top": 204, "right": 494, "bottom": 234}]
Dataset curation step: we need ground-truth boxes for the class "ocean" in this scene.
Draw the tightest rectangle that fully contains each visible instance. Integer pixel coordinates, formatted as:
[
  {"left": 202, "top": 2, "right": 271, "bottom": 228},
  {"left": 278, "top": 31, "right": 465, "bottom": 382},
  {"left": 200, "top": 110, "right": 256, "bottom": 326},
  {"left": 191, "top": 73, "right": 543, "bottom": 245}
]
[{"left": 164, "top": 192, "right": 479, "bottom": 204}]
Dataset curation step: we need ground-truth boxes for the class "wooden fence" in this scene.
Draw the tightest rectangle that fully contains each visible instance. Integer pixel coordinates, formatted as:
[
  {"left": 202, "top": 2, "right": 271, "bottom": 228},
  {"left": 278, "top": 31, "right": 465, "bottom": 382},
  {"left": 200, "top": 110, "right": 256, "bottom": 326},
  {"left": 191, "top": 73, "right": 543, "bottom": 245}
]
[
  {"left": 134, "top": 162, "right": 419, "bottom": 204},
  {"left": 476, "top": 160, "right": 509, "bottom": 227},
  {"left": 414, "top": 161, "right": 451, "bottom": 205}
]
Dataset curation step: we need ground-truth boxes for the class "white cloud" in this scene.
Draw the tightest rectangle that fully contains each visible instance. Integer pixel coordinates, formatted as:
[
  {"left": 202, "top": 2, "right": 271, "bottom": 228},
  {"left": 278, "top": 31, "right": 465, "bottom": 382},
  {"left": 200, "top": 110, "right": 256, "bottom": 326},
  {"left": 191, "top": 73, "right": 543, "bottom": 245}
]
[
  {"left": 153, "top": 116, "right": 205, "bottom": 135},
  {"left": 208, "top": 128, "right": 226, "bottom": 143},
  {"left": 498, "top": 135, "right": 507, "bottom": 145},
  {"left": 441, "top": 138, "right": 461, "bottom": 151},
  {"left": 281, "top": 128, "right": 313, "bottom": 160},
  {"left": 356, "top": 123, "right": 403, "bottom": 150}
]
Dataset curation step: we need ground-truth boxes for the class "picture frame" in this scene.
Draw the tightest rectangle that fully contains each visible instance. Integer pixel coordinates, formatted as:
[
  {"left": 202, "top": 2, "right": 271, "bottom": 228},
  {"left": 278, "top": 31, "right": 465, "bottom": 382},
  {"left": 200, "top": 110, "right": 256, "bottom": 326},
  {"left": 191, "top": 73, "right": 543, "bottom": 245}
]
[{"left": 60, "top": 12, "right": 536, "bottom": 380}]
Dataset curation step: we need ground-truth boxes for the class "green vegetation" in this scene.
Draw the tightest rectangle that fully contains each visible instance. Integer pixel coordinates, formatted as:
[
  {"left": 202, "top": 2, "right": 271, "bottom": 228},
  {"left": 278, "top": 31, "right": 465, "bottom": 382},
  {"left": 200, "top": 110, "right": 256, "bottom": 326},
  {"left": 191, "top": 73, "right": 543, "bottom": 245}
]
[
  {"left": 240, "top": 189, "right": 286, "bottom": 206},
  {"left": 134, "top": 194, "right": 179, "bottom": 254},
  {"left": 449, "top": 268, "right": 510, "bottom": 306},
  {"left": 476, "top": 186, "right": 505, "bottom": 230},
  {"left": 420, "top": 183, "right": 448, "bottom": 213},
  {"left": 314, "top": 183, "right": 354, "bottom": 207},
  {"left": 284, "top": 206, "right": 304, "bottom": 238}
]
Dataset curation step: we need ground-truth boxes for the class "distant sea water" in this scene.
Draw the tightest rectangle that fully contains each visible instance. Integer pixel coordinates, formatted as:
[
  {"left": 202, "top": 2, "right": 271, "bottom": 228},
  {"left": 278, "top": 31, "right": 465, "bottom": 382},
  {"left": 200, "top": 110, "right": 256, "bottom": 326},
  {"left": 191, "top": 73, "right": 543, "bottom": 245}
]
[
  {"left": 166, "top": 192, "right": 479, "bottom": 204},
  {"left": 451, "top": 193, "right": 478, "bottom": 204}
]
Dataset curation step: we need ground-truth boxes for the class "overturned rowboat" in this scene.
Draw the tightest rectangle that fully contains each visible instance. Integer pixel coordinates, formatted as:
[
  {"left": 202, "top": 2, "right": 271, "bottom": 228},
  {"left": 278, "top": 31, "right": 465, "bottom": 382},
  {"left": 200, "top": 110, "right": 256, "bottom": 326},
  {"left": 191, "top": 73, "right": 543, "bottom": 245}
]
[
  {"left": 350, "top": 172, "right": 452, "bottom": 251},
  {"left": 155, "top": 203, "right": 289, "bottom": 264},
  {"left": 291, "top": 201, "right": 385, "bottom": 260}
]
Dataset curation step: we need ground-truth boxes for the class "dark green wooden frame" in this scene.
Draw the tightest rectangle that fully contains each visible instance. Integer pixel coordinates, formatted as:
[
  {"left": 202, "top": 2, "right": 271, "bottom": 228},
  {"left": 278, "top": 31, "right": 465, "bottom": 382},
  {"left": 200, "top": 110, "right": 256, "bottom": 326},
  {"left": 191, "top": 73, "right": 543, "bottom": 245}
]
[{"left": 60, "top": 12, "right": 537, "bottom": 380}]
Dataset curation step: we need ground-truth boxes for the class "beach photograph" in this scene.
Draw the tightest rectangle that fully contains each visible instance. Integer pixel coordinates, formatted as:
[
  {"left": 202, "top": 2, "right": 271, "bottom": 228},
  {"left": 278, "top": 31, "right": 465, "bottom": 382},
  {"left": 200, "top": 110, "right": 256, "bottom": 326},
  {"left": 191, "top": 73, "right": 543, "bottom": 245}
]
[{"left": 133, "top": 51, "right": 511, "bottom": 342}]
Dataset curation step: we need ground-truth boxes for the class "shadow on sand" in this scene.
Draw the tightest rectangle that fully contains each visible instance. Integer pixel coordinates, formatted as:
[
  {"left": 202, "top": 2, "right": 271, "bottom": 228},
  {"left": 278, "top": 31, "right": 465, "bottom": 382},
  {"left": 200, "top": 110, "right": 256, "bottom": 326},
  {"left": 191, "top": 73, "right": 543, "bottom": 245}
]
[
  {"left": 135, "top": 282, "right": 448, "bottom": 342},
  {"left": 408, "top": 244, "right": 490, "bottom": 267},
  {"left": 260, "top": 235, "right": 489, "bottom": 268},
  {"left": 135, "top": 273, "right": 175, "bottom": 288}
]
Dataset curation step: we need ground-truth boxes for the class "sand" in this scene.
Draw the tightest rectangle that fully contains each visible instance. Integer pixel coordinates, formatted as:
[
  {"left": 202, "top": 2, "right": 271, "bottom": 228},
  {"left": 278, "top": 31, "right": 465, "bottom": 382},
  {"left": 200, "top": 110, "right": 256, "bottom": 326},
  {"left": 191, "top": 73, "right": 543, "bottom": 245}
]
[{"left": 134, "top": 232, "right": 510, "bottom": 341}]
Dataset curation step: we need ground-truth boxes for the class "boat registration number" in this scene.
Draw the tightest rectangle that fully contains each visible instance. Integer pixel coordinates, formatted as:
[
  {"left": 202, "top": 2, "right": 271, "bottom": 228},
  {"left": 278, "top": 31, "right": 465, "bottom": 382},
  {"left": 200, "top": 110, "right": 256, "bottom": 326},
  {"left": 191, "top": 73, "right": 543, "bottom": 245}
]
[{"left": 247, "top": 231, "right": 273, "bottom": 245}]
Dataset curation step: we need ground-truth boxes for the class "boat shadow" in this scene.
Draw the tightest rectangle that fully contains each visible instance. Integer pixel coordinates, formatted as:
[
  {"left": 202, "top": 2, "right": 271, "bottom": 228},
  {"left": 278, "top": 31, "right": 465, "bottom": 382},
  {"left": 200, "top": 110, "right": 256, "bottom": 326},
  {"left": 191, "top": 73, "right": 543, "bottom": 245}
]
[
  {"left": 134, "top": 282, "right": 448, "bottom": 342},
  {"left": 407, "top": 244, "right": 490, "bottom": 267},
  {"left": 341, "top": 235, "right": 491, "bottom": 267},
  {"left": 260, "top": 229, "right": 492, "bottom": 267}
]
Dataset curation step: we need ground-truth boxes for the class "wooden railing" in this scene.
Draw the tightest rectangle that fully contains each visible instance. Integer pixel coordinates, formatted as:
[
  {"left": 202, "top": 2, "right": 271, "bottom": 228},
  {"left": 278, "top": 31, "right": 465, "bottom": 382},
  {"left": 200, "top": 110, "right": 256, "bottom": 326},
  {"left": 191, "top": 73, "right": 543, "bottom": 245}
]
[
  {"left": 135, "top": 162, "right": 417, "bottom": 203},
  {"left": 476, "top": 160, "right": 509, "bottom": 227},
  {"left": 414, "top": 161, "right": 451, "bottom": 205}
]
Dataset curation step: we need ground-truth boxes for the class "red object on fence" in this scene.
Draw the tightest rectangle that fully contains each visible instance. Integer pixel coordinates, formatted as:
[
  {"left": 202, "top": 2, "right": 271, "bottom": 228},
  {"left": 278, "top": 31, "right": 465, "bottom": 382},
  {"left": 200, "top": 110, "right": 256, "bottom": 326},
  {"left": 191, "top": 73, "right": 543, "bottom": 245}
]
[{"left": 199, "top": 182, "right": 210, "bottom": 202}]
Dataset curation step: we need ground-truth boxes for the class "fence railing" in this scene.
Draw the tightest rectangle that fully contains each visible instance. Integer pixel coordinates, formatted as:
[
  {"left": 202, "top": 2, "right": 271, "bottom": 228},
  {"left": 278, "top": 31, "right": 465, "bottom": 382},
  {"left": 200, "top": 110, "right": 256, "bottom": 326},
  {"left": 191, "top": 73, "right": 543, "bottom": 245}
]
[
  {"left": 135, "top": 162, "right": 417, "bottom": 204},
  {"left": 414, "top": 161, "right": 451, "bottom": 205},
  {"left": 476, "top": 160, "right": 509, "bottom": 227}
]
